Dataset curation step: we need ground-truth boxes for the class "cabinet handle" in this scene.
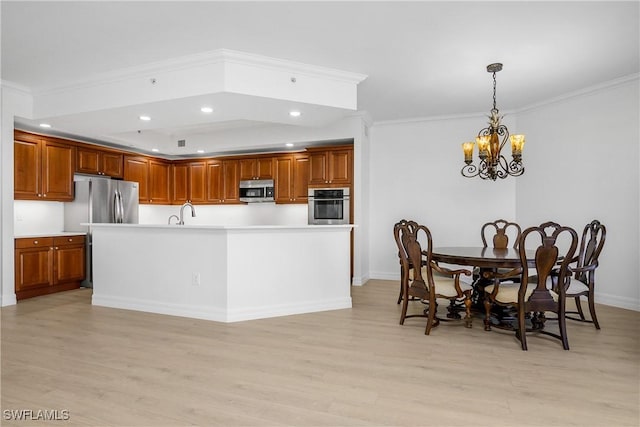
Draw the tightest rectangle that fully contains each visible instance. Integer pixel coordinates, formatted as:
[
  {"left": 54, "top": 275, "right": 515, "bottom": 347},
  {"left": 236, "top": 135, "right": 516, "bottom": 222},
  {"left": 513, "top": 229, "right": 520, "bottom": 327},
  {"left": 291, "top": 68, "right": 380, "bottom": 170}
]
[
  {"left": 50, "top": 247, "right": 54, "bottom": 250},
  {"left": 34, "top": 240, "right": 39, "bottom": 245},
  {"left": 55, "top": 247, "right": 59, "bottom": 250},
  {"left": 68, "top": 238, "right": 73, "bottom": 242},
  {"left": 37, "top": 194, "right": 42, "bottom": 197}
]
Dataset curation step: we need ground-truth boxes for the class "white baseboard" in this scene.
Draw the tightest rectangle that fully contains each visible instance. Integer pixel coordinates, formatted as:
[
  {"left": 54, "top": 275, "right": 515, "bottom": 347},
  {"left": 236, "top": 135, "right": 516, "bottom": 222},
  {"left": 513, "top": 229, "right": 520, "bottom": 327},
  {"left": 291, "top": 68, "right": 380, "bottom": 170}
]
[
  {"left": 92, "top": 294, "right": 353, "bottom": 323},
  {"left": 1, "top": 292, "right": 17, "bottom": 307},
  {"left": 595, "top": 292, "right": 640, "bottom": 312},
  {"left": 369, "top": 271, "right": 400, "bottom": 281}
]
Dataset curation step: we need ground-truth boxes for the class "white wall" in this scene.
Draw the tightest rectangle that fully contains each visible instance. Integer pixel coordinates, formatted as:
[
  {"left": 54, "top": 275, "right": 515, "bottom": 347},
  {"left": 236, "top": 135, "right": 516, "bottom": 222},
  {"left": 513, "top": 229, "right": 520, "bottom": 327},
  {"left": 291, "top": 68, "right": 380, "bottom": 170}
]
[
  {"left": 13, "top": 201, "right": 65, "bottom": 236},
  {"left": 368, "top": 115, "right": 518, "bottom": 279},
  {"left": 1, "top": 84, "right": 33, "bottom": 306},
  {"left": 516, "top": 76, "right": 640, "bottom": 310}
]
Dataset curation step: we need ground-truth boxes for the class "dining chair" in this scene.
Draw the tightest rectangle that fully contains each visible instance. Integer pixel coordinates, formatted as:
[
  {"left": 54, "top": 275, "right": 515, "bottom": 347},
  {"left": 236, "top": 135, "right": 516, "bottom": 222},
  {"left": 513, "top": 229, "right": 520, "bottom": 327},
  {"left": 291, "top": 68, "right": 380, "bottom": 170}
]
[
  {"left": 481, "top": 219, "right": 522, "bottom": 249},
  {"left": 397, "top": 221, "right": 473, "bottom": 334},
  {"left": 483, "top": 221, "right": 578, "bottom": 350},
  {"left": 479, "top": 219, "right": 522, "bottom": 282},
  {"left": 564, "top": 220, "right": 606, "bottom": 329},
  {"left": 393, "top": 219, "right": 421, "bottom": 304}
]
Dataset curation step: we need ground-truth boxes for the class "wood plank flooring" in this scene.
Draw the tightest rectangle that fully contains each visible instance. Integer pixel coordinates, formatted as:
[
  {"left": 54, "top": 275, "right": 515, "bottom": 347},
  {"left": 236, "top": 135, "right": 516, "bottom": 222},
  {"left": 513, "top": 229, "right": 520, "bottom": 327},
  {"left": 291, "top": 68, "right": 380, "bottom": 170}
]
[{"left": 1, "top": 279, "right": 639, "bottom": 426}]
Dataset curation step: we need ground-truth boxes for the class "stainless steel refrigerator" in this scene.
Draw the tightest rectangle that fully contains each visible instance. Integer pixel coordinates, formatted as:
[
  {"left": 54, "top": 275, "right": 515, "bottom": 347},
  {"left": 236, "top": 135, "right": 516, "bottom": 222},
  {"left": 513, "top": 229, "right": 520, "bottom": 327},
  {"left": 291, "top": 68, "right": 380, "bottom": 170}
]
[{"left": 64, "top": 175, "right": 139, "bottom": 287}]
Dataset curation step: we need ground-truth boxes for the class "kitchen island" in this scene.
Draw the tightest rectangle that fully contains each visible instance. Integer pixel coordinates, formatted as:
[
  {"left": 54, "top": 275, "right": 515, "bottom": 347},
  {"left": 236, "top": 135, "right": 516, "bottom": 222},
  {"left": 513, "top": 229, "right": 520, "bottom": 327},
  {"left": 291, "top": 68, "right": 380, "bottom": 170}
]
[{"left": 90, "top": 224, "right": 353, "bottom": 322}]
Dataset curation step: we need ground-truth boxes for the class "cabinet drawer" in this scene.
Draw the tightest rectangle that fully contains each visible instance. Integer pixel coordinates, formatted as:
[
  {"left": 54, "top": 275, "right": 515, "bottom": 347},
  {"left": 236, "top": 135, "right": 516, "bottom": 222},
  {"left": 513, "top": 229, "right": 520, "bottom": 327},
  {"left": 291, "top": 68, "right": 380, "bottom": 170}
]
[
  {"left": 53, "top": 235, "right": 85, "bottom": 246},
  {"left": 15, "top": 237, "right": 54, "bottom": 249}
]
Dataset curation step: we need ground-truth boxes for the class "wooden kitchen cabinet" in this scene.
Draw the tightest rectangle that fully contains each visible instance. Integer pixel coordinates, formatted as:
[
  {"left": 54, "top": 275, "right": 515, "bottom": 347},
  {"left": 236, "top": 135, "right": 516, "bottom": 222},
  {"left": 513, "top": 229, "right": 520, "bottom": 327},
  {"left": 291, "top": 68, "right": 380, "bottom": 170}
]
[
  {"left": 148, "top": 159, "right": 171, "bottom": 204},
  {"left": 307, "top": 145, "right": 353, "bottom": 187},
  {"left": 239, "top": 156, "right": 274, "bottom": 180},
  {"left": 221, "top": 159, "right": 242, "bottom": 204},
  {"left": 14, "top": 131, "right": 75, "bottom": 201},
  {"left": 172, "top": 160, "right": 207, "bottom": 204},
  {"left": 206, "top": 159, "right": 223, "bottom": 203},
  {"left": 274, "top": 153, "right": 309, "bottom": 203},
  {"left": 124, "top": 156, "right": 170, "bottom": 204},
  {"left": 15, "top": 235, "right": 85, "bottom": 300},
  {"left": 76, "top": 146, "right": 123, "bottom": 178}
]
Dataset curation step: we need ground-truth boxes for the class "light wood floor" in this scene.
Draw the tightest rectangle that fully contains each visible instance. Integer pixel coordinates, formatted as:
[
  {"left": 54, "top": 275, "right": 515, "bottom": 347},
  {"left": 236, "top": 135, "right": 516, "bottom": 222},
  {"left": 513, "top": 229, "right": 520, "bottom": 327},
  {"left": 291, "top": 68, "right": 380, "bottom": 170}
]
[{"left": 1, "top": 280, "right": 639, "bottom": 426}]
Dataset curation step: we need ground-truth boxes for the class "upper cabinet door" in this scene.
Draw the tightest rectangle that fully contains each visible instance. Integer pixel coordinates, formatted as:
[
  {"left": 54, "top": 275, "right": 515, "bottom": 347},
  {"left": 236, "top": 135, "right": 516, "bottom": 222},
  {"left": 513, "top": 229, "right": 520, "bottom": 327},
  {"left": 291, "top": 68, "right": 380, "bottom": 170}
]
[
  {"left": 308, "top": 152, "right": 328, "bottom": 186},
  {"left": 327, "top": 149, "right": 352, "bottom": 185},
  {"left": 124, "top": 156, "right": 149, "bottom": 202},
  {"left": 101, "top": 152, "right": 124, "bottom": 178},
  {"left": 188, "top": 161, "right": 207, "bottom": 203},
  {"left": 14, "top": 137, "right": 42, "bottom": 199},
  {"left": 148, "top": 160, "right": 171, "bottom": 204},
  {"left": 206, "top": 160, "right": 223, "bottom": 203},
  {"left": 171, "top": 163, "right": 189, "bottom": 205},
  {"left": 41, "top": 140, "right": 75, "bottom": 201}
]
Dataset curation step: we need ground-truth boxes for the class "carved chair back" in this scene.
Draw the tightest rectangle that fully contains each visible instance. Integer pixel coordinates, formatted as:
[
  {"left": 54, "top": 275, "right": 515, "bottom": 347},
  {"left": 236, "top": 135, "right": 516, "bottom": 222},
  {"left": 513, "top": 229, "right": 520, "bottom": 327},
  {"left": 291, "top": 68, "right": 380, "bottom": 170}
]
[
  {"left": 481, "top": 219, "right": 522, "bottom": 249},
  {"left": 574, "top": 220, "right": 606, "bottom": 283},
  {"left": 519, "top": 222, "right": 578, "bottom": 310},
  {"left": 397, "top": 223, "right": 435, "bottom": 301}
]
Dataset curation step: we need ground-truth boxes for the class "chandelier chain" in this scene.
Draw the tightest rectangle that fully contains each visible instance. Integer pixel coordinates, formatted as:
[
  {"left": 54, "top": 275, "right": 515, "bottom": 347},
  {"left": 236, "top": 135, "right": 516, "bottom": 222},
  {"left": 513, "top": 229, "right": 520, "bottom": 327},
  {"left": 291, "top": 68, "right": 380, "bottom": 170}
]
[{"left": 492, "top": 71, "right": 498, "bottom": 113}]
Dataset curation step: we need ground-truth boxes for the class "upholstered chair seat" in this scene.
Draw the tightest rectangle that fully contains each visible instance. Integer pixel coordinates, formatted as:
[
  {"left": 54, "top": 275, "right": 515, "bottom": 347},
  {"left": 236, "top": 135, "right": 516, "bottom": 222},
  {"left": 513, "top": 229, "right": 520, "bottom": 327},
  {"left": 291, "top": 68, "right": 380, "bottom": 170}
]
[{"left": 485, "top": 281, "right": 558, "bottom": 304}]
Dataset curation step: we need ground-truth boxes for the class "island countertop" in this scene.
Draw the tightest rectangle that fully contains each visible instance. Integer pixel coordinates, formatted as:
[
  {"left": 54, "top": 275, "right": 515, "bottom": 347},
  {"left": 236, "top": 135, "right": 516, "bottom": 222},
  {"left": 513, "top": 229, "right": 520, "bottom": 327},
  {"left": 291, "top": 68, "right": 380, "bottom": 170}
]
[{"left": 86, "top": 223, "right": 354, "bottom": 230}]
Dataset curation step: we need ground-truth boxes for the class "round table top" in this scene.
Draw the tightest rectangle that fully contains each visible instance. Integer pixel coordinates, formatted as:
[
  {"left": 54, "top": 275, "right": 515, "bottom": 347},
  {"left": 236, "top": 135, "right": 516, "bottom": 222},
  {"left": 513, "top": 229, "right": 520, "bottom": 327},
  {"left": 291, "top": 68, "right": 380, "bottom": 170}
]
[{"left": 432, "top": 246, "right": 534, "bottom": 268}]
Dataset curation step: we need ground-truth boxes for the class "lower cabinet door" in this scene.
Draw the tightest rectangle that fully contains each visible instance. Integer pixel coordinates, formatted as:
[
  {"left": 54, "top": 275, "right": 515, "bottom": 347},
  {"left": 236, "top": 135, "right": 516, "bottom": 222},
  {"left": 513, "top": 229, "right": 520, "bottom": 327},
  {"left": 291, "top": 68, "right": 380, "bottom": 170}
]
[{"left": 15, "top": 246, "right": 52, "bottom": 292}]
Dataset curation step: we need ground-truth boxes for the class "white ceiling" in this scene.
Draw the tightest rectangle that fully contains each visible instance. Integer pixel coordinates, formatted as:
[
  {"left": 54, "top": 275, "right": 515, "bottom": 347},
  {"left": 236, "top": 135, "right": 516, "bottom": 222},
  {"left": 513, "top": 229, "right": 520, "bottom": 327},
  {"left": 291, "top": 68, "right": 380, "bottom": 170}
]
[{"left": 2, "top": 1, "right": 638, "bottom": 155}]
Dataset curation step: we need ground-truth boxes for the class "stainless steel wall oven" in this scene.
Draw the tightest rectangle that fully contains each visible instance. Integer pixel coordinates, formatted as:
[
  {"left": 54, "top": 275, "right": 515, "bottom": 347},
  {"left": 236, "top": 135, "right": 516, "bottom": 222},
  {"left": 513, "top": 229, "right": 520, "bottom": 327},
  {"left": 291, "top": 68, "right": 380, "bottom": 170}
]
[{"left": 308, "top": 187, "right": 350, "bottom": 225}]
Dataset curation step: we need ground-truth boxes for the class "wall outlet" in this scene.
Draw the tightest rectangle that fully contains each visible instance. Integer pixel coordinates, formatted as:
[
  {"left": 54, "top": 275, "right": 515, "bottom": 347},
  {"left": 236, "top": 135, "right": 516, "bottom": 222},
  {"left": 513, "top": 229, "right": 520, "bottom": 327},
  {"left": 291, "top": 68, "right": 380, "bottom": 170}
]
[{"left": 192, "top": 272, "right": 200, "bottom": 286}]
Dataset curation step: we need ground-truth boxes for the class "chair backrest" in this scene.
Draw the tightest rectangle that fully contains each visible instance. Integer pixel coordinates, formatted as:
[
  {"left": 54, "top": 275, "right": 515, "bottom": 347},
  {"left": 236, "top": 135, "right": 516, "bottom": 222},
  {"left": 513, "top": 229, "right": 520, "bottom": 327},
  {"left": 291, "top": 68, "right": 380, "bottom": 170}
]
[
  {"left": 393, "top": 219, "right": 419, "bottom": 265},
  {"left": 395, "top": 221, "right": 434, "bottom": 300},
  {"left": 519, "top": 221, "right": 578, "bottom": 310},
  {"left": 481, "top": 219, "right": 522, "bottom": 249},
  {"left": 575, "top": 220, "right": 606, "bottom": 282}
]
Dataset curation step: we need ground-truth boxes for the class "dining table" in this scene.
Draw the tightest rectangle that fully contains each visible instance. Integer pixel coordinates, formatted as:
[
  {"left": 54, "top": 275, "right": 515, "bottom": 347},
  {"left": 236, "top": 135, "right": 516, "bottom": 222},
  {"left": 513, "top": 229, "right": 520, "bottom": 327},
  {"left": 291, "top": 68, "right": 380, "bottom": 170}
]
[{"left": 431, "top": 246, "right": 537, "bottom": 311}]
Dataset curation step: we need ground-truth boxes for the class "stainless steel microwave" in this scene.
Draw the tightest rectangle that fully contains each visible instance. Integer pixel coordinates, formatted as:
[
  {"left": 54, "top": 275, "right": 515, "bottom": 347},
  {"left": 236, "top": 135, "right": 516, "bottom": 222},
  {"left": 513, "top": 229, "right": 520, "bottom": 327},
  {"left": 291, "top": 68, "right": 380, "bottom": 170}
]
[
  {"left": 239, "top": 179, "right": 275, "bottom": 203},
  {"left": 308, "top": 187, "right": 350, "bottom": 225}
]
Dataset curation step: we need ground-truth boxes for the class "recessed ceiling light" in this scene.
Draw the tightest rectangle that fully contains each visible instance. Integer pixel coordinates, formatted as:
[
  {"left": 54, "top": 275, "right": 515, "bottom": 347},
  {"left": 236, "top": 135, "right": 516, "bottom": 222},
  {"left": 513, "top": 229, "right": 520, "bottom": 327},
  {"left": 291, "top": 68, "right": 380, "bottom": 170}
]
[
  {"left": 39, "top": 123, "right": 52, "bottom": 128},
  {"left": 285, "top": 143, "right": 294, "bottom": 147},
  {"left": 196, "top": 149, "right": 205, "bottom": 154},
  {"left": 289, "top": 111, "right": 301, "bottom": 117},
  {"left": 151, "top": 148, "right": 159, "bottom": 152},
  {"left": 200, "top": 107, "right": 213, "bottom": 113},
  {"left": 139, "top": 115, "right": 151, "bottom": 121}
]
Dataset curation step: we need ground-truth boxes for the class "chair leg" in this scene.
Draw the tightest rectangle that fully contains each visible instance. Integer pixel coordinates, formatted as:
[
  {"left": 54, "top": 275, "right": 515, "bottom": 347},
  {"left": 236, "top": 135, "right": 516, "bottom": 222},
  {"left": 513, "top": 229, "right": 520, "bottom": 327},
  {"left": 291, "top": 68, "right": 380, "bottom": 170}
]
[
  {"left": 574, "top": 296, "right": 586, "bottom": 321},
  {"left": 588, "top": 290, "right": 601, "bottom": 330},
  {"left": 397, "top": 265, "right": 405, "bottom": 304},
  {"left": 518, "top": 307, "right": 528, "bottom": 351},
  {"left": 424, "top": 298, "right": 436, "bottom": 335},
  {"left": 464, "top": 293, "right": 472, "bottom": 328},
  {"left": 399, "top": 286, "right": 409, "bottom": 325},
  {"left": 558, "top": 310, "right": 570, "bottom": 350},
  {"left": 483, "top": 296, "right": 492, "bottom": 331}
]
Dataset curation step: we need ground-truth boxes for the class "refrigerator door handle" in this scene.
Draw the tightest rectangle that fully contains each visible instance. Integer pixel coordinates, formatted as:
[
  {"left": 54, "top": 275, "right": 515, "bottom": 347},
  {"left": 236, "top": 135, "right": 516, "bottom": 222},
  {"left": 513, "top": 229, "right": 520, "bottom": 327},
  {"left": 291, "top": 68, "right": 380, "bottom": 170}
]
[
  {"left": 117, "top": 190, "right": 124, "bottom": 223},
  {"left": 113, "top": 190, "right": 119, "bottom": 223}
]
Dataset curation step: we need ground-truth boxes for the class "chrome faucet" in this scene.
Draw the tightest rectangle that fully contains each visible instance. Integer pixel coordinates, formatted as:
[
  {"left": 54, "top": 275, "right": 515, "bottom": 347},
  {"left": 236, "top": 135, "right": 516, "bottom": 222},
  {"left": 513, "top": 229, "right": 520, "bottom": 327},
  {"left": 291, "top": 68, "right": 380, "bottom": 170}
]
[
  {"left": 168, "top": 214, "right": 180, "bottom": 225},
  {"left": 178, "top": 202, "right": 196, "bottom": 225}
]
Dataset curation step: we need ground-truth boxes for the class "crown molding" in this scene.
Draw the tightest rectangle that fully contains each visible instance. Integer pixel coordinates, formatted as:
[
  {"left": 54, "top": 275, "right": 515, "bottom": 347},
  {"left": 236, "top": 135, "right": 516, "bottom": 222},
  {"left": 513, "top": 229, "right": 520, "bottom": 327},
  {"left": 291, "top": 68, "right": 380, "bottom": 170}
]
[
  {"left": 32, "top": 48, "right": 368, "bottom": 97},
  {"left": 0, "top": 80, "right": 32, "bottom": 95},
  {"left": 372, "top": 73, "right": 640, "bottom": 128},
  {"left": 516, "top": 73, "right": 639, "bottom": 114}
]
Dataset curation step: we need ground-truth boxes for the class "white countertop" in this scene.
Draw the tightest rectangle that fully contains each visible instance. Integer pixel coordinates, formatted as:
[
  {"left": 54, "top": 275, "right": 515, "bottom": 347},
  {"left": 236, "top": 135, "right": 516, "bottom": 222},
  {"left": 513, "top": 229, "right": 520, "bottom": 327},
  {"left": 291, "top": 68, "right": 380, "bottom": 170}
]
[
  {"left": 87, "top": 223, "right": 355, "bottom": 230},
  {"left": 15, "top": 232, "right": 87, "bottom": 239}
]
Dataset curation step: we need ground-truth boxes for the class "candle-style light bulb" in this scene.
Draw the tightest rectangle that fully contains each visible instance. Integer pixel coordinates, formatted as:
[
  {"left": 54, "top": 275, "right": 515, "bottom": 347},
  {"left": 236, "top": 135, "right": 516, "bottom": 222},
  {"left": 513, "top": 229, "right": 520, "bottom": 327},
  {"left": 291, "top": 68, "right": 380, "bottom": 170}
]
[{"left": 462, "top": 142, "right": 474, "bottom": 164}]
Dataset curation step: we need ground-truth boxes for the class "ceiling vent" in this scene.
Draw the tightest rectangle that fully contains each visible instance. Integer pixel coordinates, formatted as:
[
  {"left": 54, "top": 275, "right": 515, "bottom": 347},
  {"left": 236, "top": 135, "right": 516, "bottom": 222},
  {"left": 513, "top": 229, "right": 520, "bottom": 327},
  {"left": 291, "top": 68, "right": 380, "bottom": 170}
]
[{"left": 177, "top": 139, "right": 186, "bottom": 147}]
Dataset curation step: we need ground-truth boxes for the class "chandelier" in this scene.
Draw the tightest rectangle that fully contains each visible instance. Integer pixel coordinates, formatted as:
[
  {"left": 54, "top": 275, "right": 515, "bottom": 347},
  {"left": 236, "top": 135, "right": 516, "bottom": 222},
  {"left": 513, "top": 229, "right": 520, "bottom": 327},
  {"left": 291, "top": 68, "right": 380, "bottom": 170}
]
[{"left": 461, "top": 63, "right": 525, "bottom": 180}]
